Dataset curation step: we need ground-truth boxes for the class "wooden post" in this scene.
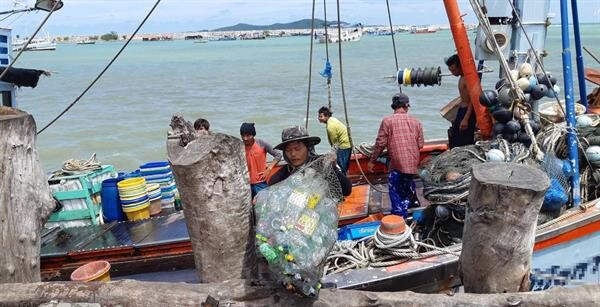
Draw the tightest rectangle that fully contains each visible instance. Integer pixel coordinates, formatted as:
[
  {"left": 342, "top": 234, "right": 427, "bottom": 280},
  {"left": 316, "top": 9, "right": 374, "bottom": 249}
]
[
  {"left": 167, "top": 115, "right": 256, "bottom": 283},
  {"left": 0, "top": 107, "right": 55, "bottom": 283},
  {"left": 461, "top": 162, "right": 550, "bottom": 293},
  {"left": 1, "top": 280, "right": 600, "bottom": 306}
]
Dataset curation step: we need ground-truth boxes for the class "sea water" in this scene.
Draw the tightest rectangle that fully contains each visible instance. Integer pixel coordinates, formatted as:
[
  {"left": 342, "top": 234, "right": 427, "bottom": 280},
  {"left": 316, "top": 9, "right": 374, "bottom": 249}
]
[{"left": 14, "top": 25, "right": 600, "bottom": 171}]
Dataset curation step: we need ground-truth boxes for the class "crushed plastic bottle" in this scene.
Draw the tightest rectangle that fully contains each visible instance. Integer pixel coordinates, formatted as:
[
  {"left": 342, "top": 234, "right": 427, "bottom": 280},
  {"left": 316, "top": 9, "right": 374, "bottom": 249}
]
[{"left": 254, "top": 163, "right": 340, "bottom": 297}]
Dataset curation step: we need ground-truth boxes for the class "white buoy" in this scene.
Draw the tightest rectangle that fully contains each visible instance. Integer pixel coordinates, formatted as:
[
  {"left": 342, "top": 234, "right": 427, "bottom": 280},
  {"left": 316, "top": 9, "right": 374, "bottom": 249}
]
[
  {"left": 519, "top": 63, "right": 533, "bottom": 78},
  {"left": 586, "top": 146, "right": 600, "bottom": 162},
  {"left": 486, "top": 149, "right": 506, "bottom": 162},
  {"left": 516, "top": 78, "right": 530, "bottom": 91}
]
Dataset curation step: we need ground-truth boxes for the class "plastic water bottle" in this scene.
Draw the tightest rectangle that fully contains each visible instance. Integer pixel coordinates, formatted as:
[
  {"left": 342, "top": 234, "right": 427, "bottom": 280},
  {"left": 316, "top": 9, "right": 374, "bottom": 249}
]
[{"left": 259, "top": 243, "right": 279, "bottom": 264}]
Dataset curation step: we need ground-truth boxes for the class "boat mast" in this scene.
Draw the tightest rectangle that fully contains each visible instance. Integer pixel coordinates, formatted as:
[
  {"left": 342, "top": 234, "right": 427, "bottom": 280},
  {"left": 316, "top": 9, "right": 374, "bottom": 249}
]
[
  {"left": 559, "top": 0, "right": 581, "bottom": 206},
  {"left": 570, "top": 0, "right": 589, "bottom": 110},
  {"left": 443, "top": 0, "right": 493, "bottom": 139}
]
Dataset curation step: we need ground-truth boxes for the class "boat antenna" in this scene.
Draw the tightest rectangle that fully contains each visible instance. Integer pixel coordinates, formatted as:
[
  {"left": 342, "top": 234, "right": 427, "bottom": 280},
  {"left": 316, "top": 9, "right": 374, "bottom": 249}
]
[
  {"left": 38, "top": 0, "right": 162, "bottom": 134},
  {"left": 0, "top": 0, "right": 60, "bottom": 82},
  {"left": 385, "top": 0, "right": 402, "bottom": 93},
  {"left": 304, "top": 0, "right": 317, "bottom": 129}
]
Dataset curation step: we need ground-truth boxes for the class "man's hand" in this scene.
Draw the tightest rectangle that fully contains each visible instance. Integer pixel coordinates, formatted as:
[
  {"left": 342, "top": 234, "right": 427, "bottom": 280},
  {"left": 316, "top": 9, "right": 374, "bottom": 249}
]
[
  {"left": 367, "top": 161, "right": 375, "bottom": 173},
  {"left": 459, "top": 118, "right": 469, "bottom": 131}
]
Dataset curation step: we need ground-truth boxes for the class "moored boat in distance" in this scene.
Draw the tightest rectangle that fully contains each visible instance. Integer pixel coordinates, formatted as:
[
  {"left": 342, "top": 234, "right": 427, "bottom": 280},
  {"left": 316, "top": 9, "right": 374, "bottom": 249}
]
[
  {"left": 318, "top": 24, "right": 363, "bottom": 43},
  {"left": 410, "top": 25, "right": 438, "bottom": 34},
  {"left": 76, "top": 40, "right": 96, "bottom": 45},
  {"left": 12, "top": 36, "right": 57, "bottom": 51}
]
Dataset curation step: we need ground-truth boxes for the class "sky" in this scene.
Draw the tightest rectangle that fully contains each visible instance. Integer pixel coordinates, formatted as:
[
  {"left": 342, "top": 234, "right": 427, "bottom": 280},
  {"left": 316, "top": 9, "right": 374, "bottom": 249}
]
[{"left": 1, "top": 0, "right": 599, "bottom": 36}]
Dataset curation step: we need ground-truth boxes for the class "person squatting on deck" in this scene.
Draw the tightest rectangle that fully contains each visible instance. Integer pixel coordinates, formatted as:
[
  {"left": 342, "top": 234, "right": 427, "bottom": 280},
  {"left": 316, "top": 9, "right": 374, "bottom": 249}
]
[
  {"left": 194, "top": 118, "right": 210, "bottom": 135},
  {"left": 446, "top": 54, "right": 477, "bottom": 148},
  {"left": 368, "top": 93, "right": 424, "bottom": 218},
  {"left": 267, "top": 125, "right": 352, "bottom": 197},
  {"left": 240, "top": 123, "right": 282, "bottom": 197},
  {"left": 318, "top": 106, "right": 352, "bottom": 174}
]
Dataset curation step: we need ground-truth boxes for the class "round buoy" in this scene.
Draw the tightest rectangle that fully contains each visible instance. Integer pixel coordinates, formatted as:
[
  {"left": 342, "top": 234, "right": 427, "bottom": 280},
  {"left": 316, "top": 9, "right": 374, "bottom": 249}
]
[
  {"left": 516, "top": 77, "right": 530, "bottom": 91},
  {"left": 518, "top": 131, "right": 532, "bottom": 146},
  {"left": 493, "top": 122, "right": 505, "bottom": 135},
  {"left": 435, "top": 205, "right": 450, "bottom": 220},
  {"left": 546, "top": 84, "right": 560, "bottom": 98},
  {"left": 504, "top": 120, "right": 522, "bottom": 133},
  {"left": 486, "top": 149, "right": 506, "bottom": 162},
  {"left": 529, "top": 120, "right": 541, "bottom": 134},
  {"left": 495, "top": 78, "right": 508, "bottom": 91},
  {"left": 479, "top": 89, "right": 499, "bottom": 107},
  {"left": 536, "top": 72, "right": 554, "bottom": 87},
  {"left": 531, "top": 84, "right": 548, "bottom": 100},
  {"left": 519, "top": 63, "right": 533, "bottom": 78},
  {"left": 502, "top": 131, "right": 518, "bottom": 142},
  {"left": 528, "top": 76, "right": 538, "bottom": 92},
  {"left": 497, "top": 88, "right": 514, "bottom": 106},
  {"left": 380, "top": 215, "right": 406, "bottom": 235},
  {"left": 492, "top": 107, "right": 513, "bottom": 124},
  {"left": 586, "top": 146, "right": 600, "bottom": 162},
  {"left": 577, "top": 116, "right": 594, "bottom": 127}
]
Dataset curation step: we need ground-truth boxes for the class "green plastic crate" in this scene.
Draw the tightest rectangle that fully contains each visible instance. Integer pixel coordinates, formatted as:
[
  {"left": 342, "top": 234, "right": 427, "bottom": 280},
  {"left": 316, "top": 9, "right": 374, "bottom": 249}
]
[{"left": 47, "top": 165, "right": 116, "bottom": 227}]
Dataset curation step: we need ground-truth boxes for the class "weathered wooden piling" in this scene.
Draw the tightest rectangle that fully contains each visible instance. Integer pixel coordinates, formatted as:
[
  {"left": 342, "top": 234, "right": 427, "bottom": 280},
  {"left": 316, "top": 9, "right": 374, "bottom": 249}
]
[
  {"left": 166, "top": 115, "right": 256, "bottom": 283},
  {"left": 0, "top": 107, "right": 55, "bottom": 283},
  {"left": 1, "top": 279, "right": 600, "bottom": 306},
  {"left": 461, "top": 162, "right": 550, "bottom": 293}
]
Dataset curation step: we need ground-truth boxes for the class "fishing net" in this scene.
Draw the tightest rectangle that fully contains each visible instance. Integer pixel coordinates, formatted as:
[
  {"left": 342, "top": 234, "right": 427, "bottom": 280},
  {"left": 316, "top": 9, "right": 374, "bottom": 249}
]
[
  {"left": 254, "top": 152, "right": 341, "bottom": 297},
  {"left": 416, "top": 140, "right": 538, "bottom": 246}
]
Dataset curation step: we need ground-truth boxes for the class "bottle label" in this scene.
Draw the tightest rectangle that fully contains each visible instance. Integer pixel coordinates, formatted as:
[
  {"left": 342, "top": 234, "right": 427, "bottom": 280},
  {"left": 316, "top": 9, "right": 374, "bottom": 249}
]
[
  {"left": 288, "top": 190, "right": 308, "bottom": 208},
  {"left": 295, "top": 214, "right": 318, "bottom": 236}
]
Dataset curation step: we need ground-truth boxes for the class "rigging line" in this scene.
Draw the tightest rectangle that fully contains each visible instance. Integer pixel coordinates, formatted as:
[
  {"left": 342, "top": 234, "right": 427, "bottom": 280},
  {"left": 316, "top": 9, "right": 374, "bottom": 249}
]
[
  {"left": 469, "top": 0, "right": 519, "bottom": 94},
  {"left": 335, "top": 0, "right": 353, "bottom": 148},
  {"left": 37, "top": 0, "right": 162, "bottom": 134},
  {"left": 385, "top": 0, "right": 399, "bottom": 71},
  {"left": 385, "top": 0, "right": 401, "bottom": 93},
  {"left": 0, "top": 1, "right": 59, "bottom": 82},
  {"left": 323, "top": 0, "right": 330, "bottom": 61},
  {"left": 0, "top": 11, "right": 16, "bottom": 23},
  {"left": 583, "top": 46, "right": 600, "bottom": 65},
  {"left": 305, "top": 0, "right": 317, "bottom": 129},
  {"left": 323, "top": 0, "right": 332, "bottom": 110},
  {"left": 505, "top": 0, "right": 568, "bottom": 122}
]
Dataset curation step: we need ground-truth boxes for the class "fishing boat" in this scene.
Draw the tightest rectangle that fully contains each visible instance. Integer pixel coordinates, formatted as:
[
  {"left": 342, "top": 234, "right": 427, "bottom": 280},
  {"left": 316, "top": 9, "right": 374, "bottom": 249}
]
[
  {"left": 410, "top": 26, "right": 438, "bottom": 34},
  {"left": 76, "top": 40, "right": 96, "bottom": 45},
  {"left": 318, "top": 24, "right": 362, "bottom": 43},
  {"left": 11, "top": 0, "right": 600, "bottom": 294}
]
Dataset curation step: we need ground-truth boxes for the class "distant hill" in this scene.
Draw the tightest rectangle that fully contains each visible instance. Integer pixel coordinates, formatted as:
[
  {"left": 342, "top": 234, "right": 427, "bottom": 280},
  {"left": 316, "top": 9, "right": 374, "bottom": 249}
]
[{"left": 213, "top": 19, "right": 350, "bottom": 31}]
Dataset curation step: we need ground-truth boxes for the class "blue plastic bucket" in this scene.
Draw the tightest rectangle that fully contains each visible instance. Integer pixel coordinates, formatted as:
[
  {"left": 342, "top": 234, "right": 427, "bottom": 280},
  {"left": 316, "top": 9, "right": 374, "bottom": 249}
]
[{"left": 101, "top": 178, "right": 126, "bottom": 222}]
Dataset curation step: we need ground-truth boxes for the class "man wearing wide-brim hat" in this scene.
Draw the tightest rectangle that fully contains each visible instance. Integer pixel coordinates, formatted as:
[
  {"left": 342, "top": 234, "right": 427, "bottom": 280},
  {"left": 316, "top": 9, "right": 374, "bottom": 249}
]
[{"left": 267, "top": 125, "right": 352, "bottom": 197}]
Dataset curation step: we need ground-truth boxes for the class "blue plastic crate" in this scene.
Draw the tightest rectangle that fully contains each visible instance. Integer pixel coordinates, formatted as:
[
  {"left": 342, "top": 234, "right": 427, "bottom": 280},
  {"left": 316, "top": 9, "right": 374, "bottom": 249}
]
[{"left": 337, "top": 221, "right": 381, "bottom": 241}]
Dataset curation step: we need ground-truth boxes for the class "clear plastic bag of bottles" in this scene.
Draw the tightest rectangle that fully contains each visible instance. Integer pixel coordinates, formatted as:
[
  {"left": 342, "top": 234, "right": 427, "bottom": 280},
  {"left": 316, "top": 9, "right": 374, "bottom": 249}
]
[{"left": 255, "top": 159, "right": 340, "bottom": 297}]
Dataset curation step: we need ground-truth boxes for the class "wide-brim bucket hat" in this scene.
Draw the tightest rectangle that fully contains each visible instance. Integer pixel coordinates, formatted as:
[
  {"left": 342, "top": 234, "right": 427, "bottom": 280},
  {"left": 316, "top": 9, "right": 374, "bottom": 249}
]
[{"left": 274, "top": 125, "right": 321, "bottom": 150}]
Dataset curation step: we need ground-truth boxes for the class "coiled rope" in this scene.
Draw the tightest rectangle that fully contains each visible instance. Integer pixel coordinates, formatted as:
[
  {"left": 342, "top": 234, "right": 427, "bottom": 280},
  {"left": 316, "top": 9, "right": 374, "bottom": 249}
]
[
  {"left": 37, "top": 0, "right": 162, "bottom": 134},
  {"left": 325, "top": 224, "right": 461, "bottom": 275}
]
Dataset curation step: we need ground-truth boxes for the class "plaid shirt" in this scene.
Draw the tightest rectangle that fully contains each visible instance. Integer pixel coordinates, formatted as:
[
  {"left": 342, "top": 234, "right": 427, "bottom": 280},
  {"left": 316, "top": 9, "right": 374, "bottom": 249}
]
[{"left": 370, "top": 109, "right": 424, "bottom": 174}]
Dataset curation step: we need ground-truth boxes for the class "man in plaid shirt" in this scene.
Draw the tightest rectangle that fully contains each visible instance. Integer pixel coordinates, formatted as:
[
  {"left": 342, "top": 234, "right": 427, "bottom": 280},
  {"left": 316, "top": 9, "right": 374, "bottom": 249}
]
[{"left": 367, "top": 93, "right": 424, "bottom": 218}]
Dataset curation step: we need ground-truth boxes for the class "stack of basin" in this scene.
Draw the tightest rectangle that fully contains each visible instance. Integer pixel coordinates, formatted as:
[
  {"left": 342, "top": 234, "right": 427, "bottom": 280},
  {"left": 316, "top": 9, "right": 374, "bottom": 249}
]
[
  {"left": 139, "top": 162, "right": 178, "bottom": 209},
  {"left": 117, "top": 177, "right": 150, "bottom": 220}
]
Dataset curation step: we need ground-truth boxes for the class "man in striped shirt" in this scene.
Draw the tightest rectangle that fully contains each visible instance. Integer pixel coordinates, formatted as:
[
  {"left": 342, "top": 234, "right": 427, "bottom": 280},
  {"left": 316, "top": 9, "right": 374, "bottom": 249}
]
[{"left": 367, "top": 93, "right": 424, "bottom": 218}]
